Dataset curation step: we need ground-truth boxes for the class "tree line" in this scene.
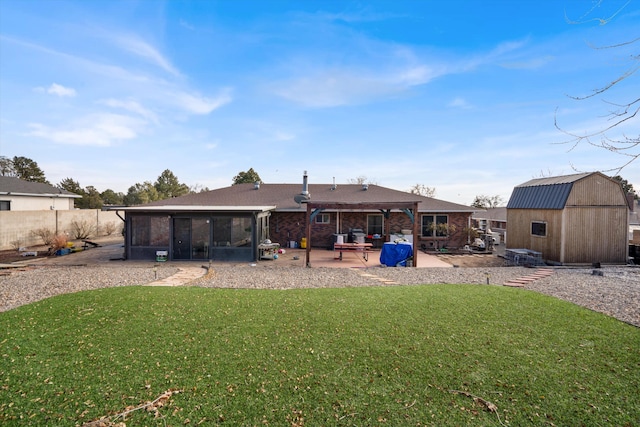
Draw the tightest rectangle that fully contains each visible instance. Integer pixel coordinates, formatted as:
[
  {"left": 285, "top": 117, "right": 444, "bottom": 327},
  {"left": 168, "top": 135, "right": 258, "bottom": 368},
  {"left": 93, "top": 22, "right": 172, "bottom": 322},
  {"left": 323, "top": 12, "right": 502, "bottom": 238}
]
[
  {"left": 2, "top": 156, "right": 635, "bottom": 210},
  {"left": 0, "top": 156, "right": 201, "bottom": 209}
]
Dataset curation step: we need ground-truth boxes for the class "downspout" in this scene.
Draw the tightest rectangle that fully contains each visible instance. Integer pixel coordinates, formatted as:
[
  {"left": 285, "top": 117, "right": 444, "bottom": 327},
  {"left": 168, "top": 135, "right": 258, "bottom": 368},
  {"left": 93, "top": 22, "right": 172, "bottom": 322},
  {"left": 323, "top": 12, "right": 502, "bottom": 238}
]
[{"left": 115, "top": 210, "right": 127, "bottom": 260}]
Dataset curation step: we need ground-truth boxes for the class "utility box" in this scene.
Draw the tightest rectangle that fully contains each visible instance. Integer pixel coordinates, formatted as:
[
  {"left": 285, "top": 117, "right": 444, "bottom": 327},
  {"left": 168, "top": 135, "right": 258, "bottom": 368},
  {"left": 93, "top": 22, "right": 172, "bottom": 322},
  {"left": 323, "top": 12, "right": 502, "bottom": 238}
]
[{"left": 156, "top": 250, "right": 168, "bottom": 262}]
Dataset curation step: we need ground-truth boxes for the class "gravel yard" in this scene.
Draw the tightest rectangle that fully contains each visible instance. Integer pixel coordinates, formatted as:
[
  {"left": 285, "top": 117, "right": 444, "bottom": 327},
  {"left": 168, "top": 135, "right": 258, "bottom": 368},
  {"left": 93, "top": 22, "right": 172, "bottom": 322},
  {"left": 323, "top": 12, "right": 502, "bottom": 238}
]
[
  {"left": 0, "top": 265, "right": 178, "bottom": 312},
  {"left": 2, "top": 262, "right": 637, "bottom": 328}
]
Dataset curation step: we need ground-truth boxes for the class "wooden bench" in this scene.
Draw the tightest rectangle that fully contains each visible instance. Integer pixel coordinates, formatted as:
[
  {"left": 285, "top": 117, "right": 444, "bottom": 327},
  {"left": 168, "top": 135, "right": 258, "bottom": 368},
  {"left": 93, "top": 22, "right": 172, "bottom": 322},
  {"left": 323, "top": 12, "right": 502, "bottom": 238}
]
[{"left": 334, "top": 243, "right": 373, "bottom": 261}]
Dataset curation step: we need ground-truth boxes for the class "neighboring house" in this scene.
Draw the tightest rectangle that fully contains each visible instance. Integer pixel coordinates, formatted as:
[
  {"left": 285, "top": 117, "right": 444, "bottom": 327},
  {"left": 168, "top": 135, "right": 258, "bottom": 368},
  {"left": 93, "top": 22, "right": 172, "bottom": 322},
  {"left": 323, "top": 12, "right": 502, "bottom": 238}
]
[
  {"left": 630, "top": 199, "right": 640, "bottom": 243},
  {"left": 506, "top": 172, "right": 629, "bottom": 265},
  {"left": 0, "top": 176, "right": 80, "bottom": 211},
  {"left": 117, "top": 175, "right": 476, "bottom": 262},
  {"left": 471, "top": 207, "right": 507, "bottom": 243}
]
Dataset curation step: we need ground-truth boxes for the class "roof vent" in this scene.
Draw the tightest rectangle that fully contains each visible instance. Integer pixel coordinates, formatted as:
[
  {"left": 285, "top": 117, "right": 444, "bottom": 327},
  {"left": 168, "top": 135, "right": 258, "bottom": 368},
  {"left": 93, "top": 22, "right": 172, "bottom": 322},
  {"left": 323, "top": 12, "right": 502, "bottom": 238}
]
[
  {"left": 294, "top": 170, "right": 311, "bottom": 204},
  {"left": 254, "top": 182, "right": 260, "bottom": 190},
  {"left": 362, "top": 183, "right": 369, "bottom": 191},
  {"left": 331, "top": 177, "right": 337, "bottom": 191}
]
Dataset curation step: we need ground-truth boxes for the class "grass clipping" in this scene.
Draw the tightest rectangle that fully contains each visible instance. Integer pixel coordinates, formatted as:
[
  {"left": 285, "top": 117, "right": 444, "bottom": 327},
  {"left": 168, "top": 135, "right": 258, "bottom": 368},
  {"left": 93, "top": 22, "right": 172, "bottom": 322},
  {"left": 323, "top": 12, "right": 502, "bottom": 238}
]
[
  {"left": 449, "top": 389, "right": 506, "bottom": 427},
  {"left": 82, "top": 389, "right": 181, "bottom": 427}
]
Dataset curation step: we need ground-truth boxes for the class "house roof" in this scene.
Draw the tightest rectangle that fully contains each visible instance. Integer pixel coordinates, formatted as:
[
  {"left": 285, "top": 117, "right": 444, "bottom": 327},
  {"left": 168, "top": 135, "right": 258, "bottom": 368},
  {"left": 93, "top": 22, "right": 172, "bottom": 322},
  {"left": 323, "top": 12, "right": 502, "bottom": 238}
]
[
  {"left": 472, "top": 207, "right": 507, "bottom": 221},
  {"left": 131, "top": 183, "right": 475, "bottom": 213},
  {"left": 122, "top": 205, "right": 276, "bottom": 213},
  {"left": 506, "top": 172, "right": 614, "bottom": 210},
  {"left": 0, "top": 176, "right": 81, "bottom": 198},
  {"left": 514, "top": 172, "right": 593, "bottom": 187}
]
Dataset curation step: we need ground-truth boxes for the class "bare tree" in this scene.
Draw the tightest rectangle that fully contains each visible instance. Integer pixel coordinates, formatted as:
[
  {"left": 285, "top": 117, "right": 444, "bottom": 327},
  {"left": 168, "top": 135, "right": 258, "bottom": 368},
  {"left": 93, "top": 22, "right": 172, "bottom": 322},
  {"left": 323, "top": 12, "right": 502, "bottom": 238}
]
[
  {"left": 555, "top": 2, "right": 639, "bottom": 174},
  {"left": 408, "top": 184, "right": 436, "bottom": 198},
  {"left": 347, "top": 175, "right": 378, "bottom": 185},
  {"left": 471, "top": 195, "right": 504, "bottom": 209}
]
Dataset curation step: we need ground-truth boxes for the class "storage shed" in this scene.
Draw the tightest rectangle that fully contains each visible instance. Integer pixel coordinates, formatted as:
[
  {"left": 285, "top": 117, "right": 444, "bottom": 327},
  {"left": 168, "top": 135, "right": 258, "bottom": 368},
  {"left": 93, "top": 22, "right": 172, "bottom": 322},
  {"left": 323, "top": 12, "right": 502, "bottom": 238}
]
[{"left": 506, "top": 172, "right": 629, "bottom": 265}]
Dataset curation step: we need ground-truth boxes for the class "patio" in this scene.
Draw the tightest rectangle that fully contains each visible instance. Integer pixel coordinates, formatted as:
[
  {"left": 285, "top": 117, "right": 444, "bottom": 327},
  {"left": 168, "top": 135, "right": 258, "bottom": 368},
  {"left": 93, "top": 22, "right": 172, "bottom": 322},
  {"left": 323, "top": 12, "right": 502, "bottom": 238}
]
[
  {"left": 12, "top": 237, "right": 455, "bottom": 269},
  {"left": 260, "top": 246, "right": 454, "bottom": 269}
]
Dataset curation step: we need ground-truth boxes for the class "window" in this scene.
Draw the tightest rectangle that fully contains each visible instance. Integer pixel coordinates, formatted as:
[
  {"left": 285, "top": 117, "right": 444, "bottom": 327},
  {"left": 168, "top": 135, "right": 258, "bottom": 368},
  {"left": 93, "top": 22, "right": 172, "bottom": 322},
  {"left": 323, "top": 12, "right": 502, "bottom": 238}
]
[
  {"left": 0, "top": 200, "right": 9, "bottom": 211},
  {"left": 531, "top": 221, "right": 547, "bottom": 237},
  {"left": 131, "top": 215, "right": 169, "bottom": 246},
  {"left": 367, "top": 214, "right": 383, "bottom": 235},
  {"left": 315, "top": 213, "right": 330, "bottom": 224},
  {"left": 421, "top": 214, "right": 449, "bottom": 237},
  {"left": 213, "top": 216, "right": 252, "bottom": 246}
]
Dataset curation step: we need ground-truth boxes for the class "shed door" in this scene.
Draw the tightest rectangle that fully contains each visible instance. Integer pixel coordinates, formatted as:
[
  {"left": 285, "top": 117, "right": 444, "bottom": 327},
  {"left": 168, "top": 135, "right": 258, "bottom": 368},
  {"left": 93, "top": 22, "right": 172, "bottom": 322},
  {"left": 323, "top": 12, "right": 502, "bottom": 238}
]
[{"left": 173, "top": 218, "right": 191, "bottom": 260}]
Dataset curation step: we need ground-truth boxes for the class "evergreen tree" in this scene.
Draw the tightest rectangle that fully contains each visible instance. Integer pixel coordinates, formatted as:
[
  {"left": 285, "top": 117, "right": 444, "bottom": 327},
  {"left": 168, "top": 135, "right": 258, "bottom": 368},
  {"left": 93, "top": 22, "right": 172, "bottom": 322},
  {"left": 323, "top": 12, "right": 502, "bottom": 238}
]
[
  {"left": 83, "top": 186, "right": 103, "bottom": 209},
  {"left": 58, "top": 177, "right": 85, "bottom": 196},
  {"left": 154, "top": 169, "right": 190, "bottom": 199},
  {"left": 124, "top": 181, "right": 159, "bottom": 206},
  {"left": 612, "top": 175, "right": 637, "bottom": 199},
  {"left": 232, "top": 168, "right": 262, "bottom": 185},
  {"left": 11, "top": 156, "right": 49, "bottom": 183},
  {"left": 101, "top": 189, "right": 125, "bottom": 205}
]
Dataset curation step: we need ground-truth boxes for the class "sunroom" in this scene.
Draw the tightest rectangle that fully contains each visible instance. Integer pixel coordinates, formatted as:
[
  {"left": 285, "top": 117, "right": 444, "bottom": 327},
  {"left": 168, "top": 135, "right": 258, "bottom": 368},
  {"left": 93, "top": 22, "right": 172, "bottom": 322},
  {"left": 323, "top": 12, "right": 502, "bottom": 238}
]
[{"left": 119, "top": 205, "right": 274, "bottom": 262}]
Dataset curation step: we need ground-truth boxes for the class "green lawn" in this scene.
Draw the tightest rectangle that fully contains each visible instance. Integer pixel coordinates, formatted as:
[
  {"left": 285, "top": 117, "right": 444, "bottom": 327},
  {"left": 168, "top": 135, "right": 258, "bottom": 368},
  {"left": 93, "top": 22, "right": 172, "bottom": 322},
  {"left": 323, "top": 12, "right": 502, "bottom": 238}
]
[{"left": 1, "top": 285, "right": 638, "bottom": 426}]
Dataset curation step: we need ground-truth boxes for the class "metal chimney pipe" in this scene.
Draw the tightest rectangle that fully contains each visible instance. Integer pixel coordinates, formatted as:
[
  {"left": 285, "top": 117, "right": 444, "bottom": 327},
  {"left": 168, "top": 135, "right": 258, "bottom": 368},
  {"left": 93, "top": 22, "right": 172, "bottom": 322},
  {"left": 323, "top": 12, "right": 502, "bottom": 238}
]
[{"left": 302, "top": 170, "right": 309, "bottom": 196}]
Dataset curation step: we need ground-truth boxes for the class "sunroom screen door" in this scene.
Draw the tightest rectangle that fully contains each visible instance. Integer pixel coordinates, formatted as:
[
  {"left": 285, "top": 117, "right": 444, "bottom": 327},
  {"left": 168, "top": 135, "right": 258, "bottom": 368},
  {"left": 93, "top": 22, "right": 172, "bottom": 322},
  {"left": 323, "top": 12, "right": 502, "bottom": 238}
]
[{"left": 173, "top": 218, "right": 191, "bottom": 260}]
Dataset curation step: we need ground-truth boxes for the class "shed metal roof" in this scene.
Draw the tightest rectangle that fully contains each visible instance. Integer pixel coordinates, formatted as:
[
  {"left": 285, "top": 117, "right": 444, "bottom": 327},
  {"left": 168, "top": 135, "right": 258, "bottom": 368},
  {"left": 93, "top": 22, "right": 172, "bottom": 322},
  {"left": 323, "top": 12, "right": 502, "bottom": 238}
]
[
  {"left": 515, "top": 172, "right": 592, "bottom": 188},
  {"left": 506, "top": 172, "right": 612, "bottom": 210},
  {"left": 507, "top": 183, "right": 573, "bottom": 209}
]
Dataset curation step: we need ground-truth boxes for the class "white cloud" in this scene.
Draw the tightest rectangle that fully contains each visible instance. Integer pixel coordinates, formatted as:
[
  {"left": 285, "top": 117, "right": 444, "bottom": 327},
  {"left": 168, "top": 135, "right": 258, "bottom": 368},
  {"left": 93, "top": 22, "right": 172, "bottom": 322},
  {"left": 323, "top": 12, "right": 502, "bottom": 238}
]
[
  {"left": 271, "top": 66, "right": 437, "bottom": 108},
  {"left": 27, "top": 113, "right": 143, "bottom": 147},
  {"left": 100, "top": 98, "right": 158, "bottom": 124},
  {"left": 172, "top": 89, "right": 233, "bottom": 115},
  {"left": 395, "top": 65, "right": 440, "bottom": 86},
  {"left": 46, "top": 83, "right": 77, "bottom": 97},
  {"left": 448, "top": 97, "right": 473, "bottom": 109},
  {"left": 500, "top": 55, "right": 555, "bottom": 70},
  {"left": 110, "top": 34, "right": 182, "bottom": 77},
  {"left": 273, "top": 131, "right": 295, "bottom": 142},
  {"left": 179, "top": 19, "right": 196, "bottom": 31}
]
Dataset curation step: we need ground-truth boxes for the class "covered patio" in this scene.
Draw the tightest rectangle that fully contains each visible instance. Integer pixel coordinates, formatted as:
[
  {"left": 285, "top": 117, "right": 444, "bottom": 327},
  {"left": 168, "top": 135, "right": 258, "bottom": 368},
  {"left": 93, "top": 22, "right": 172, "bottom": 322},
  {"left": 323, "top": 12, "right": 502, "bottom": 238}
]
[
  {"left": 287, "top": 246, "right": 453, "bottom": 268},
  {"left": 303, "top": 200, "right": 425, "bottom": 267}
]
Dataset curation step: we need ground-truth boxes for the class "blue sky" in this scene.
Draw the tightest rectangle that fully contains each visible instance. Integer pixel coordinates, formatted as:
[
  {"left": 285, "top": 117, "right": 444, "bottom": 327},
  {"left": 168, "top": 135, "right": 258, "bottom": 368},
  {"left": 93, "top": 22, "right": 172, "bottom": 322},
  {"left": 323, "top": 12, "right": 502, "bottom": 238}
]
[{"left": 1, "top": 0, "right": 638, "bottom": 205}]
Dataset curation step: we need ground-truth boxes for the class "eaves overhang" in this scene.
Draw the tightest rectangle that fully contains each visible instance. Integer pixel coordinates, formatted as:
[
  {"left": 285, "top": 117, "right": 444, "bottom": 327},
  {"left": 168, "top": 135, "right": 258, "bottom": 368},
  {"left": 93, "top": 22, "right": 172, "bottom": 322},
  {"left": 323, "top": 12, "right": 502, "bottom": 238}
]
[
  {"left": 110, "top": 205, "right": 276, "bottom": 213},
  {"left": 0, "top": 191, "right": 82, "bottom": 199}
]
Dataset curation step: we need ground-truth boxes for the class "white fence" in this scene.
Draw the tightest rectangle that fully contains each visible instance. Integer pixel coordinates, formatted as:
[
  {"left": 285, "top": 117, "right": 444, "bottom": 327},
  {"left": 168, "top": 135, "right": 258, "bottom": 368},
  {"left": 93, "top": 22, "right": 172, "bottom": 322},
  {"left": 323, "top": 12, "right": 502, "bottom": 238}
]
[{"left": 0, "top": 210, "right": 123, "bottom": 251}]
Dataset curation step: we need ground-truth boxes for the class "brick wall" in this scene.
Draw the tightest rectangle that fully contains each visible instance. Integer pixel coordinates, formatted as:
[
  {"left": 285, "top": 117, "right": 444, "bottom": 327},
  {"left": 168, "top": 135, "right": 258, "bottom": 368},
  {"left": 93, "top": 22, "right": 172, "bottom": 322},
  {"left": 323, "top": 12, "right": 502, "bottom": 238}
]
[{"left": 269, "top": 211, "right": 472, "bottom": 250}]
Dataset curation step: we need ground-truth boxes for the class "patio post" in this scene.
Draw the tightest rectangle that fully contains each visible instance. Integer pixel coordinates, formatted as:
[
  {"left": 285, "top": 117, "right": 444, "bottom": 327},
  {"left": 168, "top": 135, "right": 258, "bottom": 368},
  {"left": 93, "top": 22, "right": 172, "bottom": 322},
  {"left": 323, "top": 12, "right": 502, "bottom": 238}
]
[{"left": 305, "top": 202, "right": 312, "bottom": 267}]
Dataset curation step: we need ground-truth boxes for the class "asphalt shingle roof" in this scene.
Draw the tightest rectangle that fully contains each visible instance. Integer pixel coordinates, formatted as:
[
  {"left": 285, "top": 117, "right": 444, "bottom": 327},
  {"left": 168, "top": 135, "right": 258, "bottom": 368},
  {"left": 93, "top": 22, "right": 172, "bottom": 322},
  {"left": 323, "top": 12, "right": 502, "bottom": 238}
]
[
  {"left": 141, "top": 183, "right": 475, "bottom": 212},
  {"left": 0, "top": 176, "right": 80, "bottom": 198}
]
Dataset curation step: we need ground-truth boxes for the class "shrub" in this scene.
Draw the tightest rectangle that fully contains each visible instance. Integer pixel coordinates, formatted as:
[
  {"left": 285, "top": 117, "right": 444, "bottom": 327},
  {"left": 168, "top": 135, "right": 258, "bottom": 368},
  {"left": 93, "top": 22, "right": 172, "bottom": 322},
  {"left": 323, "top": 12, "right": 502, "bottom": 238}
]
[
  {"left": 51, "top": 233, "right": 68, "bottom": 251},
  {"left": 31, "top": 227, "right": 55, "bottom": 246},
  {"left": 69, "top": 219, "right": 95, "bottom": 240},
  {"left": 101, "top": 221, "right": 118, "bottom": 236},
  {"left": 9, "top": 239, "right": 23, "bottom": 251}
]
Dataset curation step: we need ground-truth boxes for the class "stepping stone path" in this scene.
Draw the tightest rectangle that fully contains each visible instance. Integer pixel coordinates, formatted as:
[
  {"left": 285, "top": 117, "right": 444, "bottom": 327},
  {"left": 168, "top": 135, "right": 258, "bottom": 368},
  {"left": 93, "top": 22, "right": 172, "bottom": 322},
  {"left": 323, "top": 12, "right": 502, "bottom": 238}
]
[
  {"left": 503, "top": 268, "right": 554, "bottom": 287},
  {"left": 145, "top": 266, "right": 208, "bottom": 286},
  {"left": 357, "top": 272, "right": 399, "bottom": 285}
]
